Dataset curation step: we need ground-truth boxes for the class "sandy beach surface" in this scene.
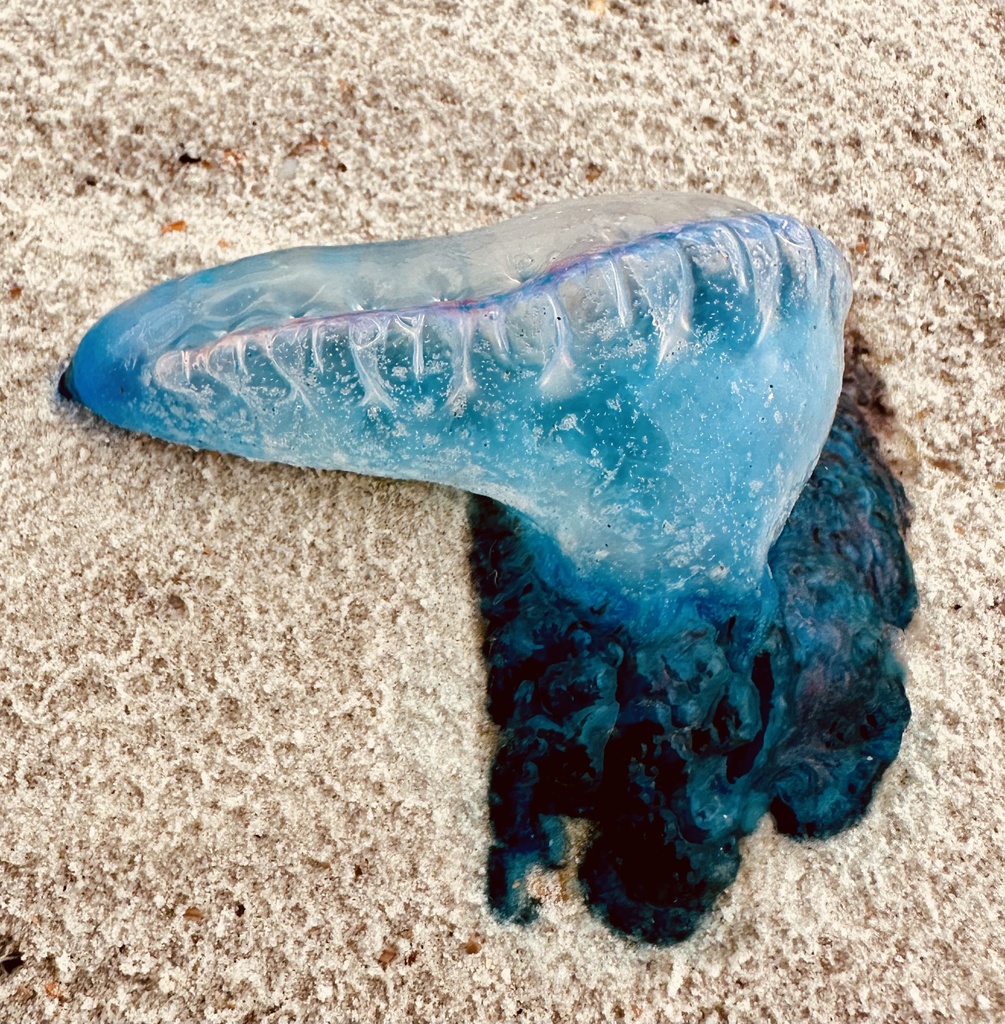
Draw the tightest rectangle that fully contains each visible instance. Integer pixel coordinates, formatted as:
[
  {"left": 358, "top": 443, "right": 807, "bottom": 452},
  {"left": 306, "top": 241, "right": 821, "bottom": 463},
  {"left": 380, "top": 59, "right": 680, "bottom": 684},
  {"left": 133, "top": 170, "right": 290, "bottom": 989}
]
[{"left": 1, "top": 1, "right": 1003, "bottom": 1020}]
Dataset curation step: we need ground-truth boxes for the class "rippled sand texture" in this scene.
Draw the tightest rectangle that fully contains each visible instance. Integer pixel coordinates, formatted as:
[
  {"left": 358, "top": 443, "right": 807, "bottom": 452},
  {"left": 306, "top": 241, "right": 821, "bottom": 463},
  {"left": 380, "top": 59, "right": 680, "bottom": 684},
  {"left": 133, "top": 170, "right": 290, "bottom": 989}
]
[{"left": 1, "top": 1, "right": 1002, "bottom": 1020}]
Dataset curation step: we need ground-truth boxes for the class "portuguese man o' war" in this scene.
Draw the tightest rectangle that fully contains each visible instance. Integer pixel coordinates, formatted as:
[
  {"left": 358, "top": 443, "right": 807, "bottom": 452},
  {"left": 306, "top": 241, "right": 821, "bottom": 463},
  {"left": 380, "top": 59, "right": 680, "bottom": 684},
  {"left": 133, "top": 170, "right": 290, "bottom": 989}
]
[{"left": 62, "top": 194, "right": 916, "bottom": 944}]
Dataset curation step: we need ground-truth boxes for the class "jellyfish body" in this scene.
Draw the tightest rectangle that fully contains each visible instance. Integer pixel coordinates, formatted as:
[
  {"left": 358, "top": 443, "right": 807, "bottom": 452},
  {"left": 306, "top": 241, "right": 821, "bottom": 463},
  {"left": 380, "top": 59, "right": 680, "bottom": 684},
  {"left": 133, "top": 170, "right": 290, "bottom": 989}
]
[{"left": 63, "top": 194, "right": 914, "bottom": 944}]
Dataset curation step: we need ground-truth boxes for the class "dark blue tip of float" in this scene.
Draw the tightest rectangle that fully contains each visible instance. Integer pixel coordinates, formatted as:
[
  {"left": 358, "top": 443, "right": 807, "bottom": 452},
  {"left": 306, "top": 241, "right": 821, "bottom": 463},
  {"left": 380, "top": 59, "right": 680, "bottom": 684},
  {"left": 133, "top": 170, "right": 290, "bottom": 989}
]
[{"left": 60, "top": 273, "right": 195, "bottom": 436}]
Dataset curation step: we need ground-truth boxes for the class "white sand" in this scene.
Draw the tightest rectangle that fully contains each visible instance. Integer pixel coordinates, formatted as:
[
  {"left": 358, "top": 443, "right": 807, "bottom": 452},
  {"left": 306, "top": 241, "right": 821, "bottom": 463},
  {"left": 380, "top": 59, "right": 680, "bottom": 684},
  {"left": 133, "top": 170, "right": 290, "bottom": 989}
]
[{"left": 1, "top": 0, "right": 1003, "bottom": 1020}]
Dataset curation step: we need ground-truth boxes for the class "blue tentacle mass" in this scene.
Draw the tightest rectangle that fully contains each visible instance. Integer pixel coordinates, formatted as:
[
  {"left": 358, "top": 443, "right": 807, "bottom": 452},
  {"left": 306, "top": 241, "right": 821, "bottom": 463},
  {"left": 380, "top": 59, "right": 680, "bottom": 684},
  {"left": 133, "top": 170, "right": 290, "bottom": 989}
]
[
  {"left": 471, "top": 392, "right": 915, "bottom": 941},
  {"left": 62, "top": 194, "right": 916, "bottom": 944}
]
